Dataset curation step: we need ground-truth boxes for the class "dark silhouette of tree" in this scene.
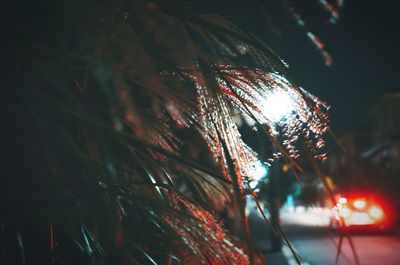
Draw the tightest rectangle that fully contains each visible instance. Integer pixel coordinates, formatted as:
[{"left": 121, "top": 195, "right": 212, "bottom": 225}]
[{"left": 1, "top": 0, "right": 331, "bottom": 264}]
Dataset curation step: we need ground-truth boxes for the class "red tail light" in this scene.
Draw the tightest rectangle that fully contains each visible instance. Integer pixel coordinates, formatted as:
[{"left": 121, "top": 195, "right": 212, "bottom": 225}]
[{"left": 333, "top": 195, "right": 389, "bottom": 227}]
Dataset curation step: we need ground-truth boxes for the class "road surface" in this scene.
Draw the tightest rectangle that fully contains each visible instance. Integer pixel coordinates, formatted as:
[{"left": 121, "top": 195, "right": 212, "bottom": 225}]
[
  {"left": 284, "top": 225, "right": 400, "bottom": 265},
  {"left": 248, "top": 207, "right": 400, "bottom": 265}
]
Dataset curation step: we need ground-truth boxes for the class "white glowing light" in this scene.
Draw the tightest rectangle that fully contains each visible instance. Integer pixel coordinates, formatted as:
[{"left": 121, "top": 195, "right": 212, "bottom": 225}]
[
  {"left": 369, "top": 206, "right": 384, "bottom": 220},
  {"left": 347, "top": 212, "right": 374, "bottom": 225},
  {"left": 249, "top": 161, "right": 269, "bottom": 189},
  {"left": 249, "top": 181, "right": 258, "bottom": 189},
  {"left": 261, "top": 91, "right": 296, "bottom": 123},
  {"left": 353, "top": 199, "right": 366, "bottom": 210},
  {"left": 340, "top": 207, "right": 351, "bottom": 219},
  {"left": 252, "top": 161, "right": 268, "bottom": 181},
  {"left": 338, "top": 197, "right": 347, "bottom": 204}
]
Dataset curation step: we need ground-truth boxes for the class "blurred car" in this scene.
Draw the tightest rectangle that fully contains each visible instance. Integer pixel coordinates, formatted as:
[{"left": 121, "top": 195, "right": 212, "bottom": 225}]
[{"left": 330, "top": 193, "right": 394, "bottom": 231}]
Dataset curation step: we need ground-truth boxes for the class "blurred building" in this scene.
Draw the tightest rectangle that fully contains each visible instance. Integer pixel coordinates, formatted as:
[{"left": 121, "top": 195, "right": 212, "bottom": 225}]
[
  {"left": 327, "top": 93, "right": 400, "bottom": 201},
  {"left": 362, "top": 93, "right": 400, "bottom": 172}
]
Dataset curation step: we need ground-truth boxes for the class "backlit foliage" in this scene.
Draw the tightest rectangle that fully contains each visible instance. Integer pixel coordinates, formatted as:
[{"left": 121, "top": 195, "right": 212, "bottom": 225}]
[{"left": 1, "top": 0, "right": 330, "bottom": 264}]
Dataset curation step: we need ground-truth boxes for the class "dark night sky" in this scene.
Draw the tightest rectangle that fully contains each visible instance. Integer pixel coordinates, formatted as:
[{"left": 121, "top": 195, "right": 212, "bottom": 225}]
[
  {"left": 280, "top": 1, "right": 400, "bottom": 134},
  {"left": 205, "top": 0, "right": 400, "bottom": 134}
]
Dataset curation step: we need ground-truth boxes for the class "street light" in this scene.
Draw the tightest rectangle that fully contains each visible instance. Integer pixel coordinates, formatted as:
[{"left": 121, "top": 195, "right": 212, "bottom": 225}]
[{"left": 261, "top": 90, "right": 297, "bottom": 124}]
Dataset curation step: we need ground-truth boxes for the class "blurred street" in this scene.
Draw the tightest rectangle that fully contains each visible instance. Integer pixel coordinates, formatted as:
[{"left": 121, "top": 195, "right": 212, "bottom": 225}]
[
  {"left": 249, "top": 206, "right": 400, "bottom": 265},
  {"left": 283, "top": 225, "right": 400, "bottom": 265}
]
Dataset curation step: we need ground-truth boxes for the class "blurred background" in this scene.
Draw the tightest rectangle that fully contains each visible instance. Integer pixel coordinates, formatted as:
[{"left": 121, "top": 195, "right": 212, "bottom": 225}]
[
  {"left": 2, "top": 1, "right": 399, "bottom": 264},
  {"left": 227, "top": 1, "right": 400, "bottom": 264}
]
